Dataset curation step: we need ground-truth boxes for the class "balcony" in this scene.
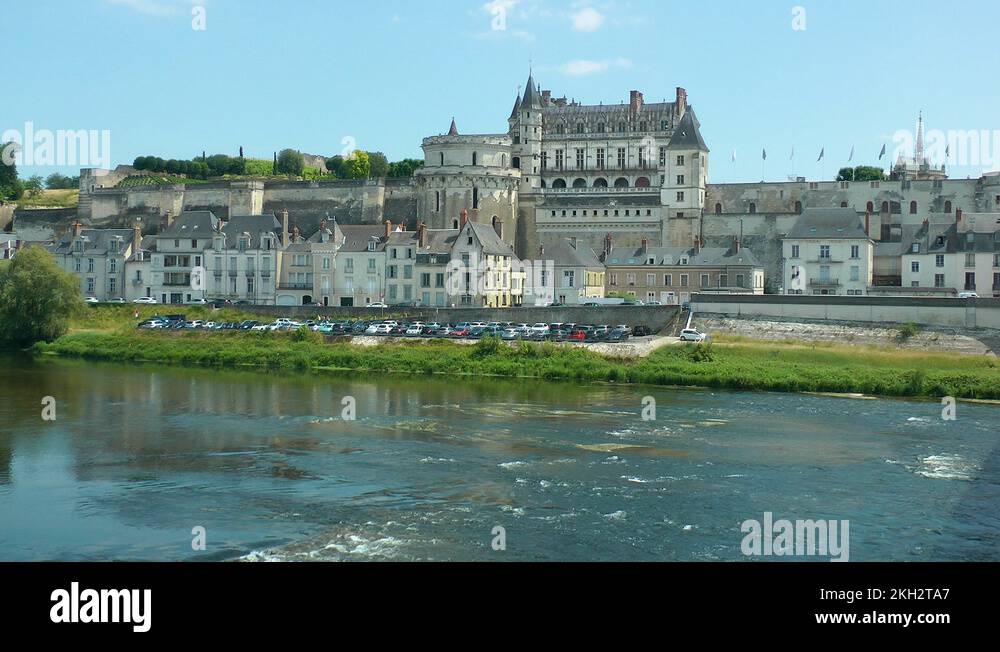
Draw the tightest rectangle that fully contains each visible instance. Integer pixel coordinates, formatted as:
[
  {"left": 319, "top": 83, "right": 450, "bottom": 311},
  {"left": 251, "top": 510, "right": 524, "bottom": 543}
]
[
  {"left": 809, "top": 278, "right": 842, "bottom": 287},
  {"left": 278, "top": 283, "right": 312, "bottom": 290}
]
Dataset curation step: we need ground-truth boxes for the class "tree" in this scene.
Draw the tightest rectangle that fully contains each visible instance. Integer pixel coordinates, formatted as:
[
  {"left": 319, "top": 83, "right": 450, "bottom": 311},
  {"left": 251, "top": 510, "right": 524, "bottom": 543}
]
[
  {"left": 0, "top": 246, "right": 83, "bottom": 346},
  {"left": 0, "top": 142, "right": 23, "bottom": 200},
  {"left": 367, "top": 151, "right": 389, "bottom": 179},
  {"left": 388, "top": 159, "right": 424, "bottom": 178},
  {"left": 341, "top": 150, "right": 371, "bottom": 179},
  {"left": 46, "top": 173, "right": 79, "bottom": 189},
  {"left": 837, "top": 165, "right": 886, "bottom": 182},
  {"left": 25, "top": 175, "right": 44, "bottom": 198},
  {"left": 325, "top": 155, "right": 346, "bottom": 178},
  {"left": 275, "top": 149, "right": 305, "bottom": 176}
]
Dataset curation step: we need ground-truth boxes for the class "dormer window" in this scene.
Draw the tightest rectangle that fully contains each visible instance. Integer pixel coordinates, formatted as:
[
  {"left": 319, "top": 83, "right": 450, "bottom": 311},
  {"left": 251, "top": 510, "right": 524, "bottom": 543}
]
[
  {"left": 74, "top": 240, "right": 84, "bottom": 253},
  {"left": 912, "top": 243, "right": 920, "bottom": 253},
  {"left": 367, "top": 240, "right": 377, "bottom": 252}
]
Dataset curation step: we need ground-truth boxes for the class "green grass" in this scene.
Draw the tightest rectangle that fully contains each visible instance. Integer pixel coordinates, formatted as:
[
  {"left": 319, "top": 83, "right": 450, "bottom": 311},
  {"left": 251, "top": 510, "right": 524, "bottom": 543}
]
[
  {"left": 14, "top": 189, "right": 79, "bottom": 208},
  {"left": 34, "top": 328, "right": 1000, "bottom": 400}
]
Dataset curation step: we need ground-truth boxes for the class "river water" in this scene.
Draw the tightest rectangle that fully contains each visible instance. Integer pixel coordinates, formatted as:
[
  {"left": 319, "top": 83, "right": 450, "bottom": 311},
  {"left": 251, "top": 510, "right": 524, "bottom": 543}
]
[{"left": 0, "top": 354, "right": 997, "bottom": 561}]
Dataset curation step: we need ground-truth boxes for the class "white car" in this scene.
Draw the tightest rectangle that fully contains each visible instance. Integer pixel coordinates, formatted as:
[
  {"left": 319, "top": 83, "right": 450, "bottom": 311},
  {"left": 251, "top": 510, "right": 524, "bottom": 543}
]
[
  {"left": 373, "top": 324, "right": 393, "bottom": 335},
  {"left": 679, "top": 329, "right": 707, "bottom": 342},
  {"left": 133, "top": 297, "right": 157, "bottom": 304},
  {"left": 187, "top": 299, "right": 209, "bottom": 305},
  {"left": 186, "top": 320, "right": 205, "bottom": 329},
  {"left": 958, "top": 292, "right": 979, "bottom": 299},
  {"left": 84, "top": 297, "right": 99, "bottom": 304},
  {"left": 251, "top": 324, "right": 270, "bottom": 332},
  {"left": 405, "top": 325, "right": 424, "bottom": 336},
  {"left": 531, "top": 323, "right": 550, "bottom": 335},
  {"left": 368, "top": 302, "right": 388, "bottom": 309}
]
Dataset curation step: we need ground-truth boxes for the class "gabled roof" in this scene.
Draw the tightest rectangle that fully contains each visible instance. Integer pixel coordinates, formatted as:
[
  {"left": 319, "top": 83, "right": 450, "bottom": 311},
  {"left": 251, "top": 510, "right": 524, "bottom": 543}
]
[
  {"left": 160, "top": 211, "right": 220, "bottom": 237},
  {"left": 337, "top": 225, "right": 387, "bottom": 252},
  {"left": 667, "top": 108, "right": 708, "bottom": 151},
  {"left": 467, "top": 222, "right": 514, "bottom": 256},
  {"left": 786, "top": 208, "right": 870, "bottom": 240},
  {"left": 540, "top": 237, "right": 604, "bottom": 269},
  {"left": 386, "top": 228, "right": 458, "bottom": 256}
]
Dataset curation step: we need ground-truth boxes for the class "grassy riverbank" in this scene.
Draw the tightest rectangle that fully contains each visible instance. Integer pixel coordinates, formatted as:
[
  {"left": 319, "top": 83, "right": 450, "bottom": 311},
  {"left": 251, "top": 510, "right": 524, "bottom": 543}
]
[{"left": 34, "top": 330, "right": 1000, "bottom": 400}]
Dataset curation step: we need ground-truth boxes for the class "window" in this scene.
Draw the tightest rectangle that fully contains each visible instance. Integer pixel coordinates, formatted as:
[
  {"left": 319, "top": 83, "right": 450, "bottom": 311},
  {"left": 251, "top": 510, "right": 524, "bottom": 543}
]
[
  {"left": 945, "top": 201, "right": 953, "bottom": 214},
  {"left": 676, "top": 155, "right": 685, "bottom": 166},
  {"left": 851, "top": 245, "right": 860, "bottom": 259},
  {"left": 596, "top": 149, "right": 605, "bottom": 169},
  {"left": 912, "top": 262, "right": 920, "bottom": 273},
  {"left": 749, "top": 202, "right": 756, "bottom": 214},
  {"left": 109, "top": 259, "right": 117, "bottom": 273},
  {"left": 646, "top": 273, "right": 655, "bottom": 286},
  {"left": 935, "top": 274, "right": 945, "bottom": 288},
  {"left": 659, "top": 147, "right": 666, "bottom": 166},
  {"left": 664, "top": 274, "right": 672, "bottom": 286},
  {"left": 676, "top": 192, "right": 685, "bottom": 202},
  {"left": 910, "top": 201, "right": 918, "bottom": 214},
  {"left": 937, "top": 254, "right": 945, "bottom": 268},
  {"left": 541, "top": 152, "right": 548, "bottom": 169},
  {"left": 820, "top": 245, "right": 831, "bottom": 259},
  {"left": 564, "top": 270, "right": 575, "bottom": 288},
  {"left": 86, "top": 278, "right": 95, "bottom": 294},
  {"left": 680, "top": 274, "right": 689, "bottom": 287},
  {"left": 473, "top": 188, "right": 479, "bottom": 209},
  {"left": 555, "top": 150, "right": 564, "bottom": 170},
  {"left": 617, "top": 148, "right": 626, "bottom": 168},
  {"left": 700, "top": 274, "right": 709, "bottom": 287},
  {"left": 576, "top": 148, "right": 585, "bottom": 169},
  {"left": 109, "top": 278, "right": 116, "bottom": 294},
  {"left": 676, "top": 175, "right": 685, "bottom": 185},
  {"left": 966, "top": 253, "right": 976, "bottom": 268},
  {"left": 715, "top": 203, "right": 723, "bottom": 215},
  {"left": 87, "top": 258, "right": 94, "bottom": 272}
]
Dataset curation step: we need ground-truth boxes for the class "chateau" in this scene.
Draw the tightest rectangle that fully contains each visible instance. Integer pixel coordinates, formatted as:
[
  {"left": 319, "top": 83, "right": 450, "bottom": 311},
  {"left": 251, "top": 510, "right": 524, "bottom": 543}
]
[{"left": 11, "top": 71, "right": 1000, "bottom": 303}]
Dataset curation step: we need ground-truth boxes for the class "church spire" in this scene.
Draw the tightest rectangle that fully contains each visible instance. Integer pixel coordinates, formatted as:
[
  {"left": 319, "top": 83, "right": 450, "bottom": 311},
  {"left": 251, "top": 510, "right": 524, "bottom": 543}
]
[
  {"left": 448, "top": 117, "right": 459, "bottom": 136},
  {"left": 916, "top": 112, "right": 925, "bottom": 164},
  {"left": 522, "top": 70, "right": 542, "bottom": 109}
]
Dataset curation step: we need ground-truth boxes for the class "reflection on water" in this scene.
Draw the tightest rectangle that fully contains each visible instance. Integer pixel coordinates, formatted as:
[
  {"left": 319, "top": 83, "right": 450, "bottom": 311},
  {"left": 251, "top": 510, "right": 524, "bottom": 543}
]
[{"left": 0, "top": 354, "right": 998, "bottom": 561}]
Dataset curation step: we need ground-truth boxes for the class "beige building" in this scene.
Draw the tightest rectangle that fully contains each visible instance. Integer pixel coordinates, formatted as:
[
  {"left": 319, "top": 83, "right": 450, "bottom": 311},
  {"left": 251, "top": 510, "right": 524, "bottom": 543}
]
[
  {"left": 531, "top": 237, "right": 605, "bottom": 305},
  {"left": 604, "top": 236, "right": 763, "bottom": 304},
  {"left": 51, "top": 220, "right": 142, "bottom": 301}
]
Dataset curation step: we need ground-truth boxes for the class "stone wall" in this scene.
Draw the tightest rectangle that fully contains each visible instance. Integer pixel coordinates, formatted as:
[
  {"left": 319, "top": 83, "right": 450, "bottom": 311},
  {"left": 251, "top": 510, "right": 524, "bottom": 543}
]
[{"left": 693, "top": 294, "right": 1000, "bottom": 330}]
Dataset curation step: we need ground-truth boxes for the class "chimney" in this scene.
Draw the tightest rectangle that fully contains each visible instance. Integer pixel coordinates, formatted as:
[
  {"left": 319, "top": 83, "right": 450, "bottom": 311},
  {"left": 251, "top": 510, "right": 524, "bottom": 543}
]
[
  {"left": 732, "top": 235, "right": 741, "bottom": 253},
  {"left": 292, "top": 225, "right": 300, "bottom": 244},
  {"left": 164, "top": 209, "right": 174, "bottom": 229},
  {"left": 133, "top": 218, "right": 142, "bottom": 251},
  {"left": 418, "top": 222, "right": 428, "bottom": 248},
  {"left": 675, "top": 87, "right": 688, "bottom": 117},
  {"left": 630, "top": 90, "right": 644, "bottom": 116},
  {"left": 384, "top": 219, "right": 392, "bottom": 238},
  {"left": 604, "top": 233, "right": 613, "bottom": 259},
  {"left": 460, "top": 208, "right": 469, "bottom": 230},
  {"left": 864, "top": 210, "right": 871, "bottom": 238},
  {"left": 641, "top": 236, "right": 649, "bottom": 255},
  {"left": 693, "top": 235, "right": 701, "bottom": 255},
  {"left": 281, "top": 209, "right": 289, "bottom": 247},
  {"left": 72, "top": 220, "right": 83, "bottom": 238}
]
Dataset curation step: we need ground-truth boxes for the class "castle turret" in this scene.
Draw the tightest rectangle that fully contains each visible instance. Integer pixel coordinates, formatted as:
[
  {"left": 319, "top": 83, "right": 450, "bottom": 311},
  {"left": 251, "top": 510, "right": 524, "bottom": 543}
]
[{"left": 662, "top": 106, "right": 709, "bottom": 247}]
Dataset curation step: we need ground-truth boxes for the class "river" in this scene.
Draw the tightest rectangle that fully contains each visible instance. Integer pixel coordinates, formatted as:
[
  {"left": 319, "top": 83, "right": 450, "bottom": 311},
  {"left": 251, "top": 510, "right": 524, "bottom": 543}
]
[{"left": 0, "top": 354, "right": 997, "bottom": 561}]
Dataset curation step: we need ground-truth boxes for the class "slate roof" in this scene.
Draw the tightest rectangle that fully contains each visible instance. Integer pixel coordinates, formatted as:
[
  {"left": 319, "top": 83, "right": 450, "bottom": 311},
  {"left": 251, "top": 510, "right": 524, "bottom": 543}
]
[
  {"left": 522, "top": 72, "right": 543, "bottom": 109},
  {"left": 387, "top": 228, "right": 458, "bottom": 256},
  {"left": 337, "top": 225, "right": 387, "bottom": 253},
  {"left": 539, "top": 237, "right": 604, "bottom": 269},
  {"left": 468, "top": 222, "right": 514, "bottom": 256},
  {"left": 220, "top": 214, "right": 281, "bottom": 249},
  {"left": 51, "top": 228, "right": 136, "bottom": 255},
  {"left": 607, "top": 245, "right": 761, "bottom": 268},
  {"left": 667, "top": 108, "right": 709, "bottom": 151},
  {"left": 160, "top": 211, "right": 220, "bottom": 237},
  {"left": 787, "top": 208, "right": 870, "bottom": 240}
]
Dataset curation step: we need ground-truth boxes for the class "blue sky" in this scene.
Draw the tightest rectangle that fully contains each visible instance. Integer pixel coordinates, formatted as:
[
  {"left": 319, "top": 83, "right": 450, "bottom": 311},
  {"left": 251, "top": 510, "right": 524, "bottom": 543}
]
[{"left": 5, "top": 0, "right": 1000, "bottom": 183}]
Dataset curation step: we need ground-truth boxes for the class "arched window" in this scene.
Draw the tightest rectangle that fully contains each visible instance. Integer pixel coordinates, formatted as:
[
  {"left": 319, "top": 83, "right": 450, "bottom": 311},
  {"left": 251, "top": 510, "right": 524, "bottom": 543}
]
[
  {"left": 866, "top": 201, "right": 874, "bottom": 213},
  {"left": 573, "top": 178, "right": 587, "bottom": 188},
  {"left": 552, "top": 179, "right": 567, "bottom": 189},
  {"left": 614, "top": 178, "right": 629, "bottom": 188},
  {"left": 715, "top": 203, "right": 723, "bottom": 215},
  {"left": 512, "top": 157, "right": 520, "bottom": 169},
  {"left": 795, "top": 201, "right": 802, "bottom": 214},
  {"left": 593, "top": 178, "right": 608, "bottom": 188},
  {"left": 910, "top": 201, "right": 918, "bottom": 214},
  {"left": 881, "top": 201, "right": 889, "bottom": 214},
  {"left": 749, "top": 202, "right": 757, "bottom": 214},
  {"left": 635, "top": 177, "right": 651, "bottom": 188},
  {"left": 944, "top": 200, "right": 952, "bottom": 214}
]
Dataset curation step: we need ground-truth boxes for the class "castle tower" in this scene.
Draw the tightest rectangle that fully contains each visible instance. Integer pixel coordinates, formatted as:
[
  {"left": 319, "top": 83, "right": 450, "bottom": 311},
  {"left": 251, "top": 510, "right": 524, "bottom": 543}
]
[{"left": 662, "top": 94, "right": 709, "bottom": 247}]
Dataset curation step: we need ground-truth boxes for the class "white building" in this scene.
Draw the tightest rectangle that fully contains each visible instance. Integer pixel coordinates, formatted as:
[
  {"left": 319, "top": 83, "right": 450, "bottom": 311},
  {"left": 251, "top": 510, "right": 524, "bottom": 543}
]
[
  {"left": 783, "top": 208, "right": 874, "bottom": 296},
  {"left": 900, "top": 211, "right": 1000, "bottom": 296},
  {"left": 50, "top": 220, "right": 142, "bottom": 301}
]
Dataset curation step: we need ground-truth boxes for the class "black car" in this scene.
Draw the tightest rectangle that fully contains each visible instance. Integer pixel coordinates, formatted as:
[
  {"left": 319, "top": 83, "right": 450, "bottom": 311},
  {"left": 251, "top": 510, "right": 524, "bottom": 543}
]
[
  {"left": 468, "top": 326, "right": 488, "bottom": 339},
  {"left": 632, "top": 325, "right": 653, "bottom": 337},
  {"left": 606, "top": 328, "right": 631, "bottom": 342}
]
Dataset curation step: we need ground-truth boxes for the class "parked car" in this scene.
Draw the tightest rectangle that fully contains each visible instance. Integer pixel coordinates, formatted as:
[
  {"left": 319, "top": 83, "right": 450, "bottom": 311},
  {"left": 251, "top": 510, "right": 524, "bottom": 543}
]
[
  {"left": 568, "top": 329, "right": 586, "bottom": 342},
  {"left": 133, "top": 297, "right": 157, "bottom": 304},
  {"left": 679, "top": 328, "right": 707, "bottom": 342},
  {"left": 187, "top": 298, "right": 209, "bottom": 305},
  {"left": 368, "top": 302, "right": 388, "bottom": 309},
  {"left": 450, "top": 326, "right": 471, "bottom": 338},
  {"left": 84, "top": 297, "right": 99, "bottom": 304},
  {"left": 530, "top": 323, "right": 550, "bottom": 336},
  {"left": 958, "top": 292, "right": 979, "bottom": 299},
  {"left": 607, "top": 327, "right": 631, "bottom": 342},
  {"left": 500, "top": 328, "right": 520, "bottom": 341}
]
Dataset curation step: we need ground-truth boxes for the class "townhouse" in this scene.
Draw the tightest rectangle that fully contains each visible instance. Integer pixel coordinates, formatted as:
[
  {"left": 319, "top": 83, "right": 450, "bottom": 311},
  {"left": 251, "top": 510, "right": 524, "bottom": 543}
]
[
  {"left": 899, "top": 211, "right": 1000, "bottom": 297},
  {"left": 150, "top": 211, "right": 218, "bottom": 305},
  {"left": 205, "top": 214, "right": 282, "bottom": 305},
  {"left": 782, "top": 208, "right": 874, "bottom": 296},
  {"left": 605, "top": 236, "right": 763, "bottom": 304},
  {"left": 50, "top": 220, "right": 142, "bottom": 301},
  {"left": 331, "top": 224, "right": 390, "bottom": 307},
  {"left": 532, "top": 237, "right": 605, "bottom": 306}
]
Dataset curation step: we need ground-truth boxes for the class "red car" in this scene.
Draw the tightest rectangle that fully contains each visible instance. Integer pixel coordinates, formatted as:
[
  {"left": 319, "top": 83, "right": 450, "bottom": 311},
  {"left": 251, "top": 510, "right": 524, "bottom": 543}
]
[
  {"left": 569, "top": 330, "right": 586, "bottom": 342},
  {"left": 450, "top": 327, "right": 471, "bottom": 338}
]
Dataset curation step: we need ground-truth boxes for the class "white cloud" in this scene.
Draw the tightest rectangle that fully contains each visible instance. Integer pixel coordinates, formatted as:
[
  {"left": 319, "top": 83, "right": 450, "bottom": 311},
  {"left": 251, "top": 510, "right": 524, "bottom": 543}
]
[
  {"left": 558, "top": 57, "right": 631, "bottom": 76},
  {"left": 571, "top": 7, "right": 606, "bottom": 32}
]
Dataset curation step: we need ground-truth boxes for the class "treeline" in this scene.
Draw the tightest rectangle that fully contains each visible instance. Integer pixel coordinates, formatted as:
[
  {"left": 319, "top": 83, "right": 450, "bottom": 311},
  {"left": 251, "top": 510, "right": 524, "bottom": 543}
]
[{"left": 130, "top": 150, "right": 424, "bottom": 181}]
